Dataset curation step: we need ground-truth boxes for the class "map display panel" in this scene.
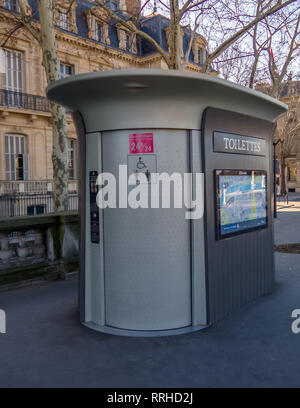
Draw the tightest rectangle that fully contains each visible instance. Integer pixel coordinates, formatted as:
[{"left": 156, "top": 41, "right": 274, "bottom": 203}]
[{"left": 216, "top": 170, "right": 267, "bottom": 238}]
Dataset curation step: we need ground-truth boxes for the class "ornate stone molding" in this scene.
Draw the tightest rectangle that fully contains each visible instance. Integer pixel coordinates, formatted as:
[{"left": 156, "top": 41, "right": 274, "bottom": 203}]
[{"left": 55, "top": 30, "right": 139, "bottom": 64}]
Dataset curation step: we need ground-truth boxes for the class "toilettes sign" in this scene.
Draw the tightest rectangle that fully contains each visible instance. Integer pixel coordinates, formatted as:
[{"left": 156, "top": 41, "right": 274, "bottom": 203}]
[{"left": 213, "top": 132, "right": 266, "bottom": 156}]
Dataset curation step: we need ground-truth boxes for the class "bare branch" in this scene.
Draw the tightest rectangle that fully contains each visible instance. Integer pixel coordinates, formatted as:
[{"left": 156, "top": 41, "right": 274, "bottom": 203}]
[
  {"left": 180, "top": 0, "right": 208, "bottom": 18},
  {"left": 203, "top": 0, "right": 298, "bottom": 72},
  {"left": 17, "top": 0, "right": 40, "bottom": 43},
  {"left": 182, "top": 14, "right": 201, "bottom": 68}
]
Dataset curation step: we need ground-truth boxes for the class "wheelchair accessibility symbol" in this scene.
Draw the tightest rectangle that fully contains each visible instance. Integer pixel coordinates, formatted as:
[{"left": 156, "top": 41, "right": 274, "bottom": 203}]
[
  {"left": 136, "top": 157, "right": 147, "bottom": 170},
  {"left": 127, "top": 154, "right": 157, "bottom": 184}
]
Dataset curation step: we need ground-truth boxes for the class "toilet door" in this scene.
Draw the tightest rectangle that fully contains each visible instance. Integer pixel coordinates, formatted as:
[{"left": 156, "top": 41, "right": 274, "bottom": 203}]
[{"left": 101, "top": 129, "right": 191, "bottom": 331}]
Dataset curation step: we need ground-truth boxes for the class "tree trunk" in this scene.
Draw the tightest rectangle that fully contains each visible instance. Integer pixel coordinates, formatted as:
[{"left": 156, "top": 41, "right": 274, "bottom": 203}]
[
  {"left": 172, "top": 21, "right": 182, "bottom": 70},
  {"left": 38, "top": 0, "right": 68, "bottom": 212},
  {"left": 279, "top": 153, "right": 287, "bottom": 195},
  {"left": 50, "top": 102, "right": 69, "bottom": 211},
  {"left": 168, "top": 0, "right": 183, "bottom": 70},
  {"left": 270, "top": 82, "right": 280, "bottom": 99},
  {"left": 249, "top": 57, "right": 258, "bottom": 89}
]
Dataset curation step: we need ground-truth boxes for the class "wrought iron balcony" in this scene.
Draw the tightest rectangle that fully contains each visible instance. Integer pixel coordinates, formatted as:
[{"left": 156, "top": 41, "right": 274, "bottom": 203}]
[
  {"left": 0, "top": 179, "right": 78, "bottom": 195},
  {"left": 0, "top": 89, "right": 51, "bottom": 112}
]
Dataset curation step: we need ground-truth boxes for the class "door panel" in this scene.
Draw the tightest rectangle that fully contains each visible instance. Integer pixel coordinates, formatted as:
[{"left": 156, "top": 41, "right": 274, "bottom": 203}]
[{"left": 102, "top": 129, "right": 191, "bottom": 330}]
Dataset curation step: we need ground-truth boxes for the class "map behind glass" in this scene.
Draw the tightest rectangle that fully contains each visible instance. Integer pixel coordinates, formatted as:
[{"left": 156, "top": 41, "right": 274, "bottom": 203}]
[{"left": 218, "top": 173, "right": 267, "bottom": 236}]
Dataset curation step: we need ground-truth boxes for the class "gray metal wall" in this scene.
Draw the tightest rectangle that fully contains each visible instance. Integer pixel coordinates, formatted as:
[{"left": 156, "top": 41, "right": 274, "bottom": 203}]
[
  {"left": 72, "top": 112, "right": 86, "bottom": 323},
  {"left": 202, "top": 108, "right": 276, "bottom": 324}
]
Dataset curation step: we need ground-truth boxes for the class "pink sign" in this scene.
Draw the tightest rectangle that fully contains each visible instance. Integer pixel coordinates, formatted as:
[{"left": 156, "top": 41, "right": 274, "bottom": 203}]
[{"left": 129, "top": 133, "right": 154, "bottom": 154}]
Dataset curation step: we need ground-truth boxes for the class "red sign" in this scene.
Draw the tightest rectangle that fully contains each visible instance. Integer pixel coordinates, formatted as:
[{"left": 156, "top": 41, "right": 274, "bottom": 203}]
[{"left": 129, "top": 133, "right": 154, "bottom": 154}]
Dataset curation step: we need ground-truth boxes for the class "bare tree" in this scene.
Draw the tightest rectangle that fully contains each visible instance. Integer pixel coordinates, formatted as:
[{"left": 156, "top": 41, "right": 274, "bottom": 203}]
[
  {"left": 245, "top": 3, "right": 299, "bottom": 93},
  {"left": 248, "top": 0, "right": 273, "bottom": 89},
  {"left": 203, "top": 0, "right": 299, "bottom": 87},
  {"left": 92, "top": 0, "right": 298, "bottom": 71},
  {"left": 266, "top": 12, "right": 300, "bottom": 98},
  {"left": 242, "top": 6, "right": 300, "bottom": 195},
  {"left": 212, "top": 44, "right": 254, "bottom": 85}
]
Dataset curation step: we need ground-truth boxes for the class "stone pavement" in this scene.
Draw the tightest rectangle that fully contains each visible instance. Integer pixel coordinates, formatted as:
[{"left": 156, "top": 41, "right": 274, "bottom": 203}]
[{"left": 0, "top": 204, "right": 299, "bottom": 388}]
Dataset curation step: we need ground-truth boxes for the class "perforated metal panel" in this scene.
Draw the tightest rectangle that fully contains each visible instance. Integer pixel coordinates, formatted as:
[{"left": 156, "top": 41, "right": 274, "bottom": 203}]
[{"left": 102, "top": 129, "right": 192, "bottom": 330}]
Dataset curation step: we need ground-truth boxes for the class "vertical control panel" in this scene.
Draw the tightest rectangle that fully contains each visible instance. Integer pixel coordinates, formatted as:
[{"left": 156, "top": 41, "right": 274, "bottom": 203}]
[{"left": 89, "top": 170, "right": 99, "bottom": 244}]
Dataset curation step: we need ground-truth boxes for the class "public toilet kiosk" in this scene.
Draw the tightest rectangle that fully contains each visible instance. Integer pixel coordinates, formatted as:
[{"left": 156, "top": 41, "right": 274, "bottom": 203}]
[{"left": 47, "top": 69, "right": 287, "bottom": 336}]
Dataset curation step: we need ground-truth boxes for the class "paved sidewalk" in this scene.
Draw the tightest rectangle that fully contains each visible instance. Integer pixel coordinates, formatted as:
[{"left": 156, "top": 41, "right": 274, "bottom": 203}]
[
  {"left": 0, "top": 208, "right": 299, "bottom": 387},
  {"left": 275, "top": 196, "right": 300, "bottom": 245}
]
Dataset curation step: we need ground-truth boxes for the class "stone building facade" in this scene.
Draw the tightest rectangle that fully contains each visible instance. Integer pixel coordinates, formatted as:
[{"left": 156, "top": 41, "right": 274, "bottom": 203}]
[
  {"left": 256, "top": 80, "right": 300, "bottom": 193},
  {"left": 277, "top": 82, "right": 300, "bottom": 193},
  {"left": 0, "top": 0, "right": 214, "bottom": 198}
]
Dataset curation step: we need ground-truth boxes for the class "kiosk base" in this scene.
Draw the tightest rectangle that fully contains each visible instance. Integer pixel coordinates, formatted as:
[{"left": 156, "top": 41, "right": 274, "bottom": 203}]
[{"left": 83, "top": 322, "right": 210, "bottom": 337}]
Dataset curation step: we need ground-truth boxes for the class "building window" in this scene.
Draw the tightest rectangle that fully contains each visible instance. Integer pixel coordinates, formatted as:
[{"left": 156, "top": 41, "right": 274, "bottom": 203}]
[
  {"left": 95, "top": 21, "right": 105, "bottom": 42},
  {"left": 27, "top": 205, "right": 45, "bottom": 215},
  {"left": 194, "top": 48, "right": 204, "bottom": 64},
  {"left": 4, "top": 0, "right": 20, "bottom": 12},
  {"left": 67, "top": 139, "right": 77, "bottom": 179},
  {"left": 125, "top": 33, "right": 131, "bottom": 51},
  {"left": 2, "top": 48, "right": 23, "bottom": 92},
  {"left": 60, "top": 62, "right": 74, "bottom": 79},
  {"left": 5, "top": 134, "right": 29, "bottom": 181},
  {"left": 116, "top": 22, "right": 136, "bottom": 53},
  {"left": 2, "top": 48, "right": 24, "bottom": 107},
  {"left": 197, "top": 49, "right": 204, "bottom": 65},
  {"left": 58, "top": 11, "right": 70, "bottom": 30},
  {"left": 288, "top": 166, "right": 297, "bottom": 181}
]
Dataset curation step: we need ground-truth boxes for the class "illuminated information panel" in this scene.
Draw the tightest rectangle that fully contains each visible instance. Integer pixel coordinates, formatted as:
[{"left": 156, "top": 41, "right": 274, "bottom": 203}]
[{"left": 216, "top": 170, "right": 267, "bottom": 239}]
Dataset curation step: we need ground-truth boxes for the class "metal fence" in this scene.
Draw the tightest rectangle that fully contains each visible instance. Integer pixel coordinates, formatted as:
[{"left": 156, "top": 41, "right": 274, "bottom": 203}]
[
  {"left": 0, "top": 193, "right": 78, "bottom": 217},
  {"left": 0, "top": 89, "right": 51, "bottom": 112}
]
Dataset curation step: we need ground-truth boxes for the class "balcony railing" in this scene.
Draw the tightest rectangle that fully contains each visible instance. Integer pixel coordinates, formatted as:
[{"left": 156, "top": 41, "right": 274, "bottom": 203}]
[
  {"left": 0, "top": 180, "right": 78, "bottom": 195},
  {"left": 0, "top": 89, "right": 51, "bottom": 112},
  {"left": 0, "top": 192, "right": 78, "bottom": 217}
]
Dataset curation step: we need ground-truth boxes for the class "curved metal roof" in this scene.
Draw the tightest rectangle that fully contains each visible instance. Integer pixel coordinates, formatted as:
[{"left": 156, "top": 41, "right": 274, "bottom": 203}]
[{"left": 47, "top": 69, "right": 287, "bottom": 132}]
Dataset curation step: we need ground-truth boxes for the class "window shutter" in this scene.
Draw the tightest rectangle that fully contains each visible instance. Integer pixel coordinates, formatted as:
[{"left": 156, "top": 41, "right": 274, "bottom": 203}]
[
  {"left": 5, "top": 153, "right": 10, "bottom": 180},
  {"left": 1, "top": 48, "right": 4, "bottom": 73},
  {"left": 2, "top": 49, "right": 7, "bottom": 88},
  {"left": 11, "top": 154, "right": 16, "bottom": 180},
  {"left": 23, "top": 153, "right": 29, "bottom": 180}
]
